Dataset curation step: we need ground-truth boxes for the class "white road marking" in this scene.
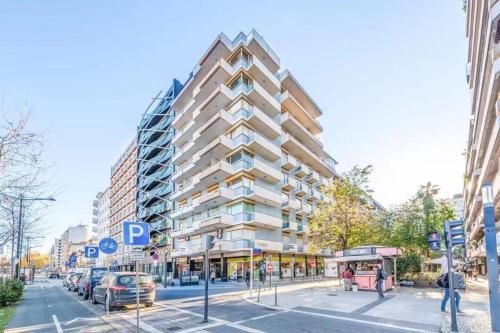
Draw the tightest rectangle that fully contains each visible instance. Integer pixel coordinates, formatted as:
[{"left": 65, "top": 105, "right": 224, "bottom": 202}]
[
  {"left": 235, "top": 311, "right": 287, "bottom": 324},
  {"left": 64, "top": 317, "right": 79, "bottom": 326},
  {"left": 156, "top": 303, "right": 268, "bottom": 333},
  {"left": 177, "top": 322, "right": 223, "bottom": 333},
  {"left": 116, "top": 313, "right": 163, "bottom": 333},
  {"left": 52, "top": 314, "right": 63, "bottom": 333},
  {"left": 289, "top": 309, "right": 430, "bottom": 333}
]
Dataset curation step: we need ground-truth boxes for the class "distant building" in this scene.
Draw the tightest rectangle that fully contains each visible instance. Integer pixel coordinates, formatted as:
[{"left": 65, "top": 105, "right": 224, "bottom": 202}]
[
  {"left": 93, "top": 188, "right": 110, "bottom": 265},
  {"left": 59, "top": 225, "right": 89, "bottom": 272},
  {"left": 49, "top": 238, "right": 62, "bottom": 270},
  {"left": 109, "top": 138, "right": 137, "bottom": 271},
  {"left": 450, "top": 193, "right": 464, "bottom": 220}
]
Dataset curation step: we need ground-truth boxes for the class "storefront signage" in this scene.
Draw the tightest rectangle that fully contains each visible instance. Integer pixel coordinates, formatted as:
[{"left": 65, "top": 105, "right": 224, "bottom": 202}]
[{"left": 342, "top": 247, "right": 375, "bottom": 257}]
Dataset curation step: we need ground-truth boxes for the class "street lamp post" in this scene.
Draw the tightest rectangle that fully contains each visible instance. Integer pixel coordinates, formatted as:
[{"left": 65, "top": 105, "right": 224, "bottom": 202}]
[
  {"left": 0, "top": 192, "right": 55, "bottom": 279},
  {"left": 481, "top": 183, "right": 500, "bottom": 332}
]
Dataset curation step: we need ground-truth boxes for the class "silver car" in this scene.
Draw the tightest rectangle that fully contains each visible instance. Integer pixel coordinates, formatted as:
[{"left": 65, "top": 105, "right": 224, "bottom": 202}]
[{"left": 91, "top": 272, "right": 155, "bottom": 309}]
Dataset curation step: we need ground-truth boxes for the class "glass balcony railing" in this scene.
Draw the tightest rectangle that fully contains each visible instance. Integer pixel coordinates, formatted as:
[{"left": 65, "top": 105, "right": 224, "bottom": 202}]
[
  {"left": 231, "top": 57, "right": 253, "bottom": 71},
  {"left": 232, "top": 186, "right": 254, "bottom": 197},
  {"left": 233, "top": 212, "right": 254, "bottom": 222},
  {"left": 232, "top": 157, "right": 254, "bottom": 170},
  {"left": 232, "top": 108, "right": 252, "bottom": 120},
  {"left": 231, "top": 81, "right": 253, "bottom": 96},
  {"left": 138, "top": 165, "right": 173, "bottom": 189}
]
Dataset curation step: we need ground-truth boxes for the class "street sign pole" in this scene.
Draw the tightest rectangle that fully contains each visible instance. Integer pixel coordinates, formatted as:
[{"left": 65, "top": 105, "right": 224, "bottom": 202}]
[
  {"left": 136, "top": 259, "right": 140, "bottom": 333},
  {"left": 445, "top": 227, "right": 458, "bottom": 333},
  {"left": 481, "top": 183, "right": 500, "bottom": 332},
  {"left": 163, "top": 250, "right": 168, "bottom": 289},
  {"left": 250, "top": 248, "right": 253, "bottom": 297},
  {"left": 203, "top": 239, "right": 209, "bottom": 323}
]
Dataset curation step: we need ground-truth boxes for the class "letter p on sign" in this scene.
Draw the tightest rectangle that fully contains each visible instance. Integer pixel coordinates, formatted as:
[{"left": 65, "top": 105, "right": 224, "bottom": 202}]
[{"left": 123, "top": 221, "right": 150, "bottom": 246}]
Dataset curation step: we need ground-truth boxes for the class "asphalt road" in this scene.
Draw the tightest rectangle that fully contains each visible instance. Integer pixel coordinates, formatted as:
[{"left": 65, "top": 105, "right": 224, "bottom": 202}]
[{"left": 6, "top": 278, "right": 441, "bottom": 333}]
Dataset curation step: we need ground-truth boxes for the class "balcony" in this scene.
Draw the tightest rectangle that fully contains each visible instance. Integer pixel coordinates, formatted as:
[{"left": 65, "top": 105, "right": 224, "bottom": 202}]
[
  {"left": 306, "top": 170, "right": 320, "bottom": 184},
  {"left": 150, "top": 219, "right": 171, "bottom": 232},
  {"left": 280, "top": 90, "right": 322, "bottom": 135},
  {"left": 297, "top": 224, "right": 309, "bottom": 235},
  {"left": 238, "top": 156, "right": 281, "bottom": 183},
  {"left": 170, "top": 198, "right": 200, "bottom": 220},
  {"left": 295, "top": 183, "right": 307, "bottom": 196},
  {"left": 281, "top": 154, "right": 298, "bottom": 170},
  {"left": 196, "top": 187, "right": 233, "bottom": 211},
  {"left": 281, "top": 112, "right": 324, "bottom": 153},
  {"left": 231, "top": 132, "right": 281, "bottom": 161},
  {"left": 244, "top": 211, "right": 282, "bottom": 229},
  {"left": 190, "top": 110, "right": 233, "bottom": 150},
  {"left": 282, "top": 134, "right": 336, "bottom": 178},
  {"left": 282, "top": 220, "right": 298, "bottom": 232},
  {"left": 235, "top": 185, "right": 282, "bottom": 205},
  {"left": 295, "top": 165, "right": 308, "bottom": 178},
  {"left": 282, "top": 176, "right": 297, "bottom": 190},
  {"left": 282, "top": 199, "right": 295, "bottom": 211},
  {"left": 231, "top": 80, "right": 280, "bottom": 119},
  {"left": 230, "top": 104, "right": 281, "bottom": 139},
  {"left": 172, "top": 119, "right": 196, "bottom": 147}
]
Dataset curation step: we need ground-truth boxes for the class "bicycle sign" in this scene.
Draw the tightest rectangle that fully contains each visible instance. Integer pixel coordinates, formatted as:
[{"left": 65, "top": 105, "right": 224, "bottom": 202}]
[{"left": 99, "top": 237, "right": 118, "bottom": 254}]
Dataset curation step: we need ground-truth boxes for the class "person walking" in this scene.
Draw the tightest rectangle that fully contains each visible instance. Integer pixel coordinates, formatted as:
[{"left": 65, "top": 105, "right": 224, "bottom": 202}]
[
  {"left": 440, "top": 273, "right": 461, "bottom": 313},
  {"left": 472, "top": 267, "right": 478, "bottom": 281},
  {"left": 210, "top": 270, "right": 216, "bottom": 284},
  {"left": 375, "top": 267, "right": 385, "bottom": 298},
  {"left": 342, "top": 269, "right": 352, "bottom": 291},
  {"left": 466, "top": 267, "right": 472, "bottom": 282},
  {"left": 245, "top": 268, "right": 250, "bottom": 287}
]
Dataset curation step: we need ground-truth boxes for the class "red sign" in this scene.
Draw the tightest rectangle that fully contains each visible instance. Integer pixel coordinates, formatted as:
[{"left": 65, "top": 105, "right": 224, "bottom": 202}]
[
  {"left": 267, "top": 263, "right": 273, "bottom": 271},
  {"left": 308, "top": 259, "right": 316, "bottom": 268}
]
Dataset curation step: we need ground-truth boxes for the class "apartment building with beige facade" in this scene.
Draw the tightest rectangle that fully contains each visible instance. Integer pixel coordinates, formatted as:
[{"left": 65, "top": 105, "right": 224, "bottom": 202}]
[
  {"left": 109, "top": 138, "right": 137, "bottom": 271},
  {"left": 464, "top": 0, "right": 500, "bottom": 274},
  {"left": 169, "top": 30, "right": 337, "bottom": 280}
]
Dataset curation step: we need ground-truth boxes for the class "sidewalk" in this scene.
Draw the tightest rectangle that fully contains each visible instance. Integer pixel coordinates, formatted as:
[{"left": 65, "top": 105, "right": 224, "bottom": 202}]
[
  {"left": 245, "top": 278, "right": 492, "bottom": 333},
  {"left": 155, "top": 278, "right": 246, "bottom": 290}
]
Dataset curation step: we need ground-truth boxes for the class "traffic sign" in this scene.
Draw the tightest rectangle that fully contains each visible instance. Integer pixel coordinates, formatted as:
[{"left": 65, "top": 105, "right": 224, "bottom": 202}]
[
  {"left": 252, "top": 248, "right": 262, "bottom": 256},
  {"left": 130, "top": 251, "right": 145, "bottom": 261},
  {"left": 84, "top": 246, "right": 99, "bottom": 258},
  {"left": 123, "top": 221, "right": 150, "bottom": 246},
  {"left": 428, "top": 231, "right": 441, "bottom": 251},
  {"left": 152, "top": 253, "right": 159, "bottom": 260},
  {"left": 99, "top": 238, "right": 118, "bottom": 254},
  {"left": 69, "top": 255, "right": 78, "bottom": 263},
  {"left": 267, "top": 263, "right": 273, "bottom": 272}
]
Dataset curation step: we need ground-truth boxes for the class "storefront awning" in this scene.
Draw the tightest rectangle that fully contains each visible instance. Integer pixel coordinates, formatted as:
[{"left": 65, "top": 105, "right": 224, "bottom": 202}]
[{"left": 331, "top": 254, "right": 383, "bottom": 262}]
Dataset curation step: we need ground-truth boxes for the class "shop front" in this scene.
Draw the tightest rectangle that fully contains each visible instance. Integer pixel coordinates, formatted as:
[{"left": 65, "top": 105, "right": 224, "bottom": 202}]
[{"left": 332, "top": 246, "right": 402, "bottom": 291}]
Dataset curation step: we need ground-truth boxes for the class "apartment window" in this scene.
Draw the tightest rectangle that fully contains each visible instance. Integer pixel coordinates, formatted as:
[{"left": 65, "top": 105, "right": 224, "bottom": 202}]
[
  {"left": 228, "top": 176, "right": 254, "bottom": 195},
  {"left": 229, "top": 124, "right": 253, "bottom": 140},
  {"left": 229, "top": 47, "right": 251, "bottom": 66},
  {"left": 226, "top": 149, "right": 254, "bottom": 165},
  {"left": 282, "top": 192, "right": 289, "bottom": 203}
]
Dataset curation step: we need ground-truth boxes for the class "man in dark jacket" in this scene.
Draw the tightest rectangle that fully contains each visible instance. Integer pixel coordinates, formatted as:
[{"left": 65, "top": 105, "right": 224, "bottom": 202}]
[
  {"left": 245, "top": 269, "right": 250, "bottom": 287},
  {"left": 440, "top": 273, "right": 461, "bottom": 313},
  {"left": 375, "top": 267, "right": 385, "bottom": 298}
]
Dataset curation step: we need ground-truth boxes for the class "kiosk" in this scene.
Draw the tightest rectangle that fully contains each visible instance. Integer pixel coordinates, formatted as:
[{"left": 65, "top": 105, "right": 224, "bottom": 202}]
[{"left": 331, "top": 246, "right": 402, "bottom": 291}]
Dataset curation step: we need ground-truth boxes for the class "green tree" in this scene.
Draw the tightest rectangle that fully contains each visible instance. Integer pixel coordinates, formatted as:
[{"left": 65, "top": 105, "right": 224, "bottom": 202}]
[
  {"left": 374, "top": 183, "right": 455, "bottom": 257},
  {"left": 309, "top": 165, "right": 378, "bottom": 252}
]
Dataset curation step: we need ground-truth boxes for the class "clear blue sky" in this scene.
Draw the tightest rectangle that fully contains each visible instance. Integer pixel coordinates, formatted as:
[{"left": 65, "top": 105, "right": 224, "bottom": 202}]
[{"left": 0, "top": 1, "right": 469, "bottom": 251}]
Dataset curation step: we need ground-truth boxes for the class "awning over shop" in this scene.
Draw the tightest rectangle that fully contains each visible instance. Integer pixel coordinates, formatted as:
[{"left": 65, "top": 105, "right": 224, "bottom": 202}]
[{"left": 331, "top": 254, "right": 383, "bottom": 262}]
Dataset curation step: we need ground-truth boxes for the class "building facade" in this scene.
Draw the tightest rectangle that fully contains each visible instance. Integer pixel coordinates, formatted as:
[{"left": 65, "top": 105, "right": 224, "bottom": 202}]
[
  {"left": 109, "top": 139, "right": 137, "bottom": 270},
  {"left": 450, "top": 193, "right": 464, "bottom": 220},
  {"left": 59, "top": 225, "right": 88, "bottom": 272},
  {"left": 170, "top": 30, "right": 337, "bottom": 280},
  {"left": 49, "top": 238, "right": 62, "bottom": 270},
  {"left": 136, "top": 81, "right": 183, "bottom": 275},
  {"left": 94, "top": 188, "right": 110, "bottom": 265},
  {"left": 464, "top": 0, "right": 500, "bottom": 275}
]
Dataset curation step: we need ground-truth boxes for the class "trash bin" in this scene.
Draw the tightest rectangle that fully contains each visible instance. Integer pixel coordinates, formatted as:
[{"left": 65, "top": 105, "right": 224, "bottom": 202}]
[{"left": 352, "top": 283, "right": 358, "bottom": 292}]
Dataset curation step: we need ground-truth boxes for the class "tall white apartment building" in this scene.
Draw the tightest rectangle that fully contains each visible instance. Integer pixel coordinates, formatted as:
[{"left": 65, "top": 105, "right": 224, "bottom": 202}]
[
  {"left": 93, "top": 188, "right": 110, "bottom": 265},
  {"left": 464, "top": 1, "right": 500, "bottom": 275},
  {"left": 170, "top": 30, "right": 337, "bottom": 280}
]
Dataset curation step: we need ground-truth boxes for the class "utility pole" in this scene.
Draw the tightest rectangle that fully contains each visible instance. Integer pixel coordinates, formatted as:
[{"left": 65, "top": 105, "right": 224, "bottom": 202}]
[
  {"left": 481, "top": 183, "right": 500, "bottom": 332},
  {"left": 15, "top": 195, "right": 23, "bottom": 279},
  {"left": 163, "top": 250, "right": 168, "bottom": 288}
]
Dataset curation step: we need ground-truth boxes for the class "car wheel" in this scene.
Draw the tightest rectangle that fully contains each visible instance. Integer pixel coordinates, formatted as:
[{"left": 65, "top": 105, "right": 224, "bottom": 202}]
[
  {"left": 83, "top": 291, "right": 89, "bottom": 300},
  {"left": 91, "top": 293, "right": 98, "bottom": 304},
  {"left": 145, "top": 302, "right": 153, "bottom": 308}
]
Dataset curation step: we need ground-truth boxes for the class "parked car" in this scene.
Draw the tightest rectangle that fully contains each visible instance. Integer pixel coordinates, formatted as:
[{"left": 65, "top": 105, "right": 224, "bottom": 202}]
[
  {"left": 63, "top": 273, "right": 75, "bottom": 287},
  {"left": 78, "top": 267, "right": 107, "bottom": 299},
  {"left": 68, "top": 273, "right": 83, "bottom": 292},
  {"left": 91, "top": 272, "right": 155, "bottom": 309},
  {"left": 47, "top": 272, "right": 59, "bottom": 279}
]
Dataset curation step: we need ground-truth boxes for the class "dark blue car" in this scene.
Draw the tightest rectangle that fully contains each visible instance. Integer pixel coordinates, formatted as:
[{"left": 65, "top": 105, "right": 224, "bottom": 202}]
[{"left": 78, "top": 267, "right": 108, "bottom": 300}]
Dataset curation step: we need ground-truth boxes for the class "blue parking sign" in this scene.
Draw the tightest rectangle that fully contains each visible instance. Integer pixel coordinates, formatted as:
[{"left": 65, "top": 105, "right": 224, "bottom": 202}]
[
  {"left": 123, "top": 221, "right": 149, "bottom": 246},
  {"left": 84, "top": 246, "right": 99, "bottom": 258},
  {"left": 69, "top": 255, "right": 77, "bottom": 263}
]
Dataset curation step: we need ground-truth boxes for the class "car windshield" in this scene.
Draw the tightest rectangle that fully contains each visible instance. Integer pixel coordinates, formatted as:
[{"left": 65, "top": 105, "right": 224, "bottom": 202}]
[
  {"left": 92, "top": 269, "right": 107, "bottom": 279},
  {"left": 117, "top": 275, "right": 153, "bottom": 286}
]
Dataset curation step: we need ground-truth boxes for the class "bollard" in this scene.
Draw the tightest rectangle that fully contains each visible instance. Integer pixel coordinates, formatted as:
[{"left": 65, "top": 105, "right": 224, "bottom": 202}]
[
  {"left": 257, "top": 282, "right": 261, "bottom": 302},
  {"left": 274, "top": 284, "right": 277, "bottom": 306}
]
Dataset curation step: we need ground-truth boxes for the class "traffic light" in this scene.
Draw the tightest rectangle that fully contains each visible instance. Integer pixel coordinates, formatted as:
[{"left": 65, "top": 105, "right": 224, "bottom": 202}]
[
  {"left": 443, "top": 220, "right": 465, "bottom": 248},
  {"left": 427, "top": 231, "right": 441, "bottom": 251}
]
